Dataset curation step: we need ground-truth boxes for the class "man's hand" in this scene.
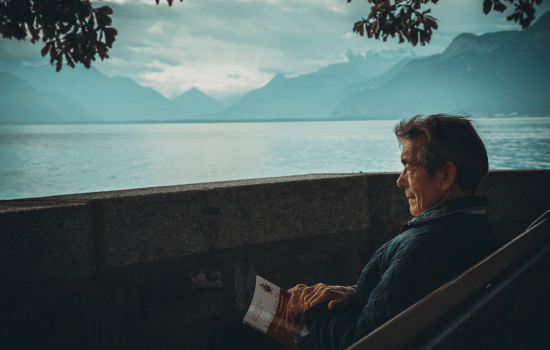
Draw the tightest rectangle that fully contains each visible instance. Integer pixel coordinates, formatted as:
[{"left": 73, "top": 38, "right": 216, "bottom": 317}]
[
  {"left": 304, "top": 284, "right": 355, "bottom": 311},
  {"left": 284, "top": 283, "right": 355, "bottom": 325},
  {"left": 284, "top": 284, "right": 308, "bottom": 325}
]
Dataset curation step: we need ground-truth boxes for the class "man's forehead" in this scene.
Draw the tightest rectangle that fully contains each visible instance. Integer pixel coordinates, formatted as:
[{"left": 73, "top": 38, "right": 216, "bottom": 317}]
[{"left": 401, "top": 138, "right": 421, "bottom": 165}]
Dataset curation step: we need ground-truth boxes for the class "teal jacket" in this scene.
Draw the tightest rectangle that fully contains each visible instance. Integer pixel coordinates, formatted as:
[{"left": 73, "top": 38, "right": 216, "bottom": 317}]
[{"left": 297, "top": 195, "right": 497, "bottom": 350}]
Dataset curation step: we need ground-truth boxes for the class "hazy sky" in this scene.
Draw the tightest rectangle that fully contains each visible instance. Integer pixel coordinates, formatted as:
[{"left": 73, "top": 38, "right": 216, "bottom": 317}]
[{"left": 2, "top": 0, "right": 549, "bottom": 99}]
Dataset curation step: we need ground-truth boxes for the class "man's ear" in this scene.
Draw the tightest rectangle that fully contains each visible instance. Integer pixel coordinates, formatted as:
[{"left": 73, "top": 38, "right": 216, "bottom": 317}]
[{"left": 440, "top": 162, "right": 458, "bottom": 192}]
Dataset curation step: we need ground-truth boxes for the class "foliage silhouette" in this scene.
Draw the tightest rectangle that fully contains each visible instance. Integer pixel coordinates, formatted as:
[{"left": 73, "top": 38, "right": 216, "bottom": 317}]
[
  {"left": 0, "top": 0, "right": 545, "bottom": 71},
  {"left": 348, "top": 0, "right": 544, "bottom": 46}
]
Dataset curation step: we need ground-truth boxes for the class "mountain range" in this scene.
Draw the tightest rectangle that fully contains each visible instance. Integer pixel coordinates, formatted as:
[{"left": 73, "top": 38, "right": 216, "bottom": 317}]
[
  {"left": 172, "top": 87, "right": 225, "bottom": 118},
  {"left": 0, "top": 11, "right": 548, "bottom": 124},
  {"left": 206, "top": 49, "right": 417, "bottom": 120},
  {"left": 330, "top": 12, "right": 550, "bottom": 119},
  {"left": 0, "top": 72, "right": 98, "bottom": 124},
  {"left": 0, "top": 59, "right": 188, "bottom": 123}
]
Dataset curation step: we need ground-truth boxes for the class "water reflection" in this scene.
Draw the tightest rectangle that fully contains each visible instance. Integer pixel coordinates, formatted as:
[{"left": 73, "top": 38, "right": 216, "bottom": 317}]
[{"left": 0, "top": 117, "right": 548, "bottom": 200}]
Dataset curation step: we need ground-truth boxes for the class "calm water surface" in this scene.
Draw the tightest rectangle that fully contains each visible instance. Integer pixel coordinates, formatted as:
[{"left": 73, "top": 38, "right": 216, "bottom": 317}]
[{"left": 1, "top": 117, "right": 549, "bottom": 200}]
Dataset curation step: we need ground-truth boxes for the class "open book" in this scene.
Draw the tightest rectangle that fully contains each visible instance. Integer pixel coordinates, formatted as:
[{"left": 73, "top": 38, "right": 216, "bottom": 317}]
[{"left": 243, "top": 276, "right": 309, "bottom": 346}]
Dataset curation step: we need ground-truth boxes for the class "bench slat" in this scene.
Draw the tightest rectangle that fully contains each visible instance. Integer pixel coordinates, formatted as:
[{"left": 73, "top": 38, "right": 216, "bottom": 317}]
[{"left": 346, "top": 216, "right": 550, "bottom": 350}]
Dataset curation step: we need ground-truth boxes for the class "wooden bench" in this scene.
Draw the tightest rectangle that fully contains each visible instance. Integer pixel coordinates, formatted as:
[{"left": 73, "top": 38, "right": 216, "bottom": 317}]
[{"left": 346, "top": 210, "right": 550, "bottom": 350}]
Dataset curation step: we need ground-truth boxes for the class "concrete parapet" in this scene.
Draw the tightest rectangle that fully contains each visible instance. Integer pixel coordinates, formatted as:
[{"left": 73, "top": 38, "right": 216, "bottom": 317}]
[
  {"left": 0, "top": 201, "right": 95, "bottom": 285},
  {"left": 0, "top": 170, "right": 549, "bottom": 349},
  {"left": 1, "top": 174, "right": 373, "bottom": 281},
  {"left": 477, "top": 169, "right": 550, "bottom": 246},
  {"left": 96, "top": 174, "right": 371, "bottom": 269}
]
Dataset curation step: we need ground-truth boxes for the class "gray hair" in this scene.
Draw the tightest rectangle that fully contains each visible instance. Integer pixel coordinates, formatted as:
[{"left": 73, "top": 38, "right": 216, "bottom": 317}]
[{"left": 393, "top": 114, "right": 489, "bottom": 194}]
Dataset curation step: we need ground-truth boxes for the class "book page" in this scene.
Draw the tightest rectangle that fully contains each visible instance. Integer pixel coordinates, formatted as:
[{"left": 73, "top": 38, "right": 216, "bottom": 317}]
[{"left": 243, "top": 275, "right": 309, "bottom": 346}]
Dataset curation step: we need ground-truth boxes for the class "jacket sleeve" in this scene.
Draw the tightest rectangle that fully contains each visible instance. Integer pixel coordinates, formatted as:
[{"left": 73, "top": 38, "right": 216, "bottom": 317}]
[{"left": 302, "top": 236, "right": 451, "bottom": 350}]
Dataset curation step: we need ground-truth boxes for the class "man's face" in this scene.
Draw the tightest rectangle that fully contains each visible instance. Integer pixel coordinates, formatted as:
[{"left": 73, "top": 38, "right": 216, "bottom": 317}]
[{"left": 396, "top": 137, "right": 448, "bottom": 217}]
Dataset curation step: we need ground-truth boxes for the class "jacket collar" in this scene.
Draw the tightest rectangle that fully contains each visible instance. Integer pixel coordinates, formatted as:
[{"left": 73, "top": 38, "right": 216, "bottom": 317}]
[{"left": 399, "top": 195, "right": 491, "bottom": 234}]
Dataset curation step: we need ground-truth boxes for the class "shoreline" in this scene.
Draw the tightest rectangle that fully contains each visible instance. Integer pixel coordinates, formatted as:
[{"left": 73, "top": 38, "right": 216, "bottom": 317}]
[{"left": 1, "top": 114, "right": 548, "bottom": 126}]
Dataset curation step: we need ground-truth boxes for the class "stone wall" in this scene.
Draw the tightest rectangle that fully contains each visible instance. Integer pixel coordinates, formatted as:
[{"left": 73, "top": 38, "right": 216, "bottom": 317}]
[{"left": 1, "top": 170, "right": 549, "bottom": 350}]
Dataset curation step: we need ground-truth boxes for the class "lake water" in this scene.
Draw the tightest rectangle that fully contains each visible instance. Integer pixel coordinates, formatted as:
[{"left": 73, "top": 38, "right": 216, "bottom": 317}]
[{"left": 1, "top": 117, "right": 549, "bottom": 201}]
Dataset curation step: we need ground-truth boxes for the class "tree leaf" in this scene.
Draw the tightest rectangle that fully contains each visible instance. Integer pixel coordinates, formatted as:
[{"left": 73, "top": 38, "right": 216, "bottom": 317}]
[
  {"left": 50, "top": 45, "right": 56, "bottom": 63},
  {"left": 398, "top": 31, "right": 404, "bottom": 43},
  {"left": 65, "top": 53, "right": 75, "bottom": 68},
  {"left": 420, "top": 30, "right": 430, "bottom": 45},
  {"left": 56, "top": 55, "right": 63, "bottom": 72},
  {"left": 104, "top": 27, "right": 117, "bottom": 47},
  {"left": 426, "top": 18, "right": 438, "bottom": 30},
  {"left": 411, "top": 28, "right": 419, "bottom": 46},
  {"left": 97, "top": 6, "right": 113, "bottom": 16},
  {"left": 483, "top": 0, "right": 493, "bottom": 15},
  {"left": 87, "top": 12, "right": 95, "bottom": 31},
  {"left": 493, "top": 0, "right": 507, "bottom": 12},
  {"left": 41, "top": 44, "right": 50, "bottom": 57}
]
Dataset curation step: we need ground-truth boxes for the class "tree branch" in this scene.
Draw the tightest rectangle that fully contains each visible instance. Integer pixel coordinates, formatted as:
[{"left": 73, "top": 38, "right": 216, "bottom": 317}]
[{"left": 348, "top": 0, "right": 544, "bottom": 46}]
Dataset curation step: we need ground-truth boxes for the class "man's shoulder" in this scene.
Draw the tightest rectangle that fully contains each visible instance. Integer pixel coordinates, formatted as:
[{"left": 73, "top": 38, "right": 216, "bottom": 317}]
[
  {"left": 398, "top": 210, "right": 497, "bottom": 261},
  {"left": 403, "top": 207, "right": 494, "bottom": 238},
  {"left": 392, "top": 212, "right": 483, "bottom": 250}
]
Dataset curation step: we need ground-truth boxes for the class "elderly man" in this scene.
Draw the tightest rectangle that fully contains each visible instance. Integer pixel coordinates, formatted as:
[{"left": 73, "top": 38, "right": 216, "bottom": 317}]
[{"left": 207, "top": 114, "right": 497, "bottom": 350}]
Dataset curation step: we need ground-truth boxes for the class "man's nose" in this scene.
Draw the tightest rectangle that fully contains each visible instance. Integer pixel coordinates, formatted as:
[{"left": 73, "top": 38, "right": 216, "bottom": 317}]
[{"left": 397, "top": 172, "right": 407, "bottom": 188}]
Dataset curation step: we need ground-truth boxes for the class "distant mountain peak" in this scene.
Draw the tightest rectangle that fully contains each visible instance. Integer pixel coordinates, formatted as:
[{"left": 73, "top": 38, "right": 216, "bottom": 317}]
[
  {"left": 345, "top": 49, "right": 364, "bottom": 61},
  {"left": 272, "top": 73, "right": 286, "bottom": 80},
  {"left": 183, "top": 87, "right": 205, "bottom": 95},
  {"left": 266, "top": 73, "right": 286, "bottom": 85},
  {"left": 441, "top": 32, "right": 500, "bottom": 59},
  {"left": 176, "top": 86, "right": 221, "bottom": 100},
  {"left": 172, "top": 86, "right": 224, "bottom": 117},
  {"left": 175, "top": 87, "right": 212, "bottom": 100}
]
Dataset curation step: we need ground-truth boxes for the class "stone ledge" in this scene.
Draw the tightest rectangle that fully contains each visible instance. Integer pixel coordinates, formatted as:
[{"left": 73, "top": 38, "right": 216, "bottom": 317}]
[
  {"left": 1, "top": 170, "right": 549, "bottom": 285},
  {"left": 0, "top": 202, "right": 95, "bottom": 285},
  {"left": 6, "top": 173, "right": 364, "bottom": 202},
  {"left": 97, "top": 174, "right": 371, "bottom": 268}
]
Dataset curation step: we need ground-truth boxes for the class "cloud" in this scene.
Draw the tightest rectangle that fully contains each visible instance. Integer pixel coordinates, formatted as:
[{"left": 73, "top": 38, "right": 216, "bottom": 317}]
[
  {"left": 89, "top": 0, "right": 372, "bottom": 97},
  {"left": 140, "top": 60, "right": 274, "bottom": 97},
  {"left": 4, "top": 0, "right": 547, "bottom": 98},
  {"left": 146, "top": 22, "right": 165, "bottom": 34},
  {"left": 94, "top": 0, "right": 520, "bottom": 97}
]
